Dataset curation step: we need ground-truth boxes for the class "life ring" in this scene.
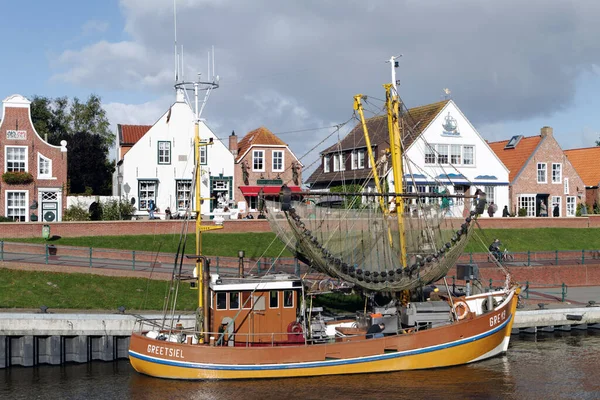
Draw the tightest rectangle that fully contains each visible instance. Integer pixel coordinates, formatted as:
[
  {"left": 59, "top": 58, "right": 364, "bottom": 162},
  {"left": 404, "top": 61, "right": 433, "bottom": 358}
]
[
  {"left": 453, "top": 300, "right": 470, "bottom": 321},
  {"left": 287, "top": 321, "right": 303, "bottom": 334}
]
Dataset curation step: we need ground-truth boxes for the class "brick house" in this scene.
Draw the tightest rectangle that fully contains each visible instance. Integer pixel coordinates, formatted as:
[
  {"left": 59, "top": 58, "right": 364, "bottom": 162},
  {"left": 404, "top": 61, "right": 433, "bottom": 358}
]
[
  {"left": 564, "top": 146, "right": 600, "bottom": 210},
  {"left": 229, "top": 127, "right": 303, "bottom": 214},
  {"left": 0, "top": 94, "right": 68, "bottom": 222},
  {"left": 306, "top": 100, "right": 509, "bottom": 218},
  {"left": 488, "top": 126, "right": 585, "bottom": 217}
]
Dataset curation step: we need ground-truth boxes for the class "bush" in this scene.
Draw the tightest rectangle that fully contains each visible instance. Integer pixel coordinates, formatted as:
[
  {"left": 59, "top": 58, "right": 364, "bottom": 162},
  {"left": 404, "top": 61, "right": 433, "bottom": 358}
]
[
  {"left": 63, "top": 203, "right": 90, "bottom": 221},
  {"left": 100, "top": 199, "right": 136, "bottom": 221},
  {"left": 518, "top": 208, "right": 527, "bottom": 217},
  {"left": 0, "top": 216, "right": 15, "bottom": 222},
  {"left": 2, "top": 171, "right": 33, "bottom": 185}
]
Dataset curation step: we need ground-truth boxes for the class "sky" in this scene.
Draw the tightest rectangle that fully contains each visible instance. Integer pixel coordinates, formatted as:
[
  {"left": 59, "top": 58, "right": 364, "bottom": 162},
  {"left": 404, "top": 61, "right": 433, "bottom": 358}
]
[{"left": 2, "top": 0, "right": 600, "bottom": 173}]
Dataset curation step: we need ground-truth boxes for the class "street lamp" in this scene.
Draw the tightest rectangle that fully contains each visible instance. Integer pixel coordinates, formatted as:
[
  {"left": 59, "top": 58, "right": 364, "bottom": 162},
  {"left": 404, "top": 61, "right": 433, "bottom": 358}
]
[
  {"left": 117, "top": 174, "right": 123, "bottom": 220},
  {"left": 238, "top": 250, "right": 245, "bottom": 278}
]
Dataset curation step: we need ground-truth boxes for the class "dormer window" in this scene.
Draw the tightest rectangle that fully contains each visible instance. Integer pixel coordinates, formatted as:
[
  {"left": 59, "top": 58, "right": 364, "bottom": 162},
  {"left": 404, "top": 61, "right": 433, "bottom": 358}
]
[
  {"left": 323, "top": 155, "right": 330, "bottom": 173},
  {"left": 505, "top": 135, "right": 523, "bottom": 149}
]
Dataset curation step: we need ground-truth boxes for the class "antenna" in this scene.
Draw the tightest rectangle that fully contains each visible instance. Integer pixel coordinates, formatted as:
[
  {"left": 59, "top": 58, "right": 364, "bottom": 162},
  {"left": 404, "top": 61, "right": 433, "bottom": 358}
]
[
  {"left": 386, "top": 54, "right": 402, "bottom": 94},
  {"left": 174, "top": 0, "right": 178, "bottom": 83}
]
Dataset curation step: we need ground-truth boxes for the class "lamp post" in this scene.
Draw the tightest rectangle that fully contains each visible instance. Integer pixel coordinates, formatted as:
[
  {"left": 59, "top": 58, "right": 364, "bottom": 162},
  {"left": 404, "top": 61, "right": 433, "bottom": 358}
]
[
  {"left": 117, "top": 174, "right": 123, "bottom": 220},
  {"left": 238, "top": 250, "right": 245, "bottom": 278}
]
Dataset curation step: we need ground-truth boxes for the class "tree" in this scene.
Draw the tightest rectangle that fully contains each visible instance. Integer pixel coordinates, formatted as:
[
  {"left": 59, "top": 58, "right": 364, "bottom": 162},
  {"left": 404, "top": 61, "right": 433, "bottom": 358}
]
[{"left": 30, "top": 95, "right": 115, "bottom": 195}]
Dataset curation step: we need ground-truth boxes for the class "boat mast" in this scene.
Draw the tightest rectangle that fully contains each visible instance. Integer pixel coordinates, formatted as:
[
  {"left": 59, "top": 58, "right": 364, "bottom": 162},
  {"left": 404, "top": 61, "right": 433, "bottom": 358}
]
[{"left": 385, "top": 55, "right": 407, "bottom": 267}]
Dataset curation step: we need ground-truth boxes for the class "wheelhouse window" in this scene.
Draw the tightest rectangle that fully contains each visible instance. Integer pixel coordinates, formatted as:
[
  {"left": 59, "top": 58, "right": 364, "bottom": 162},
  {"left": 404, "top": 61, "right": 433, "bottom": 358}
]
[
  {"left": 552, "top": 163, "right": 562, "bottom": 183},
  {"left": 436, "top": 144, "right": 449, "bottom": 165},
  {"left": 463, "top": 146, "right": 474, "bottom": 165},
  {"left": 518, "top": 195, "right": 536, "bottom": 217},
  {"left": 158, "top": 141, "right": 171, "bottom": 164},
  {"left": 216, "top": 292, "right": 227, "bottom": 310},
  {"left": 138, "top": 180, "right": 157, "bottom": 210},
  {"left": 5, "top": 146, "right": 27, "bottom": 172},
  {"left": 176, "top": 180, "right": 192, "bottom": 210},
  {"left": 283, "top": 290, "right": 294, "bottom": 308},
  {"left": 269, "top": 291, "right": 279, "bottom": 308},
  {"left": 6, "top": 191, "right": 27, "bottom": 222},
  {"left": 38, "top": 153, "right": 52, "bottom": 178},
  {"left": 242, "top": 291, "right": 253, "bottom": 309},
  {"left": 253, "top": 150, "right": 264, "bottom": 171},
  {"left": 323, "top": 155, "right": 330, "bottom": 173},
  {"left": 229, "top": 292, "right": 240, "bottom": 309},
  {"left": 272, "top": 150, "right": 284, "bottom": 172},
  {"left": 537, "top": 163, "right": 547, "bottom": 183}
]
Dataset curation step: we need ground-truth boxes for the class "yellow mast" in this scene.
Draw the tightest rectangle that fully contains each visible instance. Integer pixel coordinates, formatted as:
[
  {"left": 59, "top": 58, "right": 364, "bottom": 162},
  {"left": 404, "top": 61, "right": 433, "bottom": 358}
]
[
  {"left": 384, "top": 83, "right": 408, "bottom": 267},
  {"left": 353, "top": 94, "right": 386, "bottom": 213}
]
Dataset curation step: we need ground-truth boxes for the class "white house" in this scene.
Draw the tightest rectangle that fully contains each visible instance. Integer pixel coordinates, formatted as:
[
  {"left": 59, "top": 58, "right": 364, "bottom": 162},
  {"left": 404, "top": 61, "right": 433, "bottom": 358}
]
[
  {"left": 390, "top": 100, "right": 509, "bottom": 218},
  {"left": 114, "top": 89, "right": 235, "bottom": 218}
]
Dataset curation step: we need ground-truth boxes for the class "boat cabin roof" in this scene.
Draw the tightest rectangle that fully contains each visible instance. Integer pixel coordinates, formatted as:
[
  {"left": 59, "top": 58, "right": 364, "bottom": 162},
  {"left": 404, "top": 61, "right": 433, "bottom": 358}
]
[{"left": 209, "top": 274, "right": 303, "bottom": 292}]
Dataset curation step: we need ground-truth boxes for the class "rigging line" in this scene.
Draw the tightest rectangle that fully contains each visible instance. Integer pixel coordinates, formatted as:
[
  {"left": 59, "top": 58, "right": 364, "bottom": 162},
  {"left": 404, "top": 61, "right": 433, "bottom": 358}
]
[{"left": 212, "top": 124, "right": 345, "bottom": 141}]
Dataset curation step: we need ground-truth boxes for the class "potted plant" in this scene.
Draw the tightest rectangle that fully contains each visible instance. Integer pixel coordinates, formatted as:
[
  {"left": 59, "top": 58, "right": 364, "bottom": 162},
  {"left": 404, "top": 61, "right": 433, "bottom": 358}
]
[{"left": 2, "top": 171, "right": 33, "bottom": 185}]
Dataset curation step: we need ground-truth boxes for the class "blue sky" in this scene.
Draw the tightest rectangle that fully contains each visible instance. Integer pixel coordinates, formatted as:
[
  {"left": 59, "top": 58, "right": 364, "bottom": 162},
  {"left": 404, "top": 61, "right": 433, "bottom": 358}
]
[{"left": 2, "top": 0, "right": 600, "bottom": 167}]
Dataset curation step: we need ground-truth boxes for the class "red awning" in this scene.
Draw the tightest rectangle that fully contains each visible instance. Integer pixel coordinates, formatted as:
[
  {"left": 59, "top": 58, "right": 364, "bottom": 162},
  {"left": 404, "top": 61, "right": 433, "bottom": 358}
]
[{"left": 239, "top": 186, "right": 302, "bottom": 196}]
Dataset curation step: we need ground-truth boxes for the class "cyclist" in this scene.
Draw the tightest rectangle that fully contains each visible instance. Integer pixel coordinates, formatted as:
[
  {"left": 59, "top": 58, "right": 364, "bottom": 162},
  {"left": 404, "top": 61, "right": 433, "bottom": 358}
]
[{"left": 489, "top": 239, "right": 502, "bottom": 261}]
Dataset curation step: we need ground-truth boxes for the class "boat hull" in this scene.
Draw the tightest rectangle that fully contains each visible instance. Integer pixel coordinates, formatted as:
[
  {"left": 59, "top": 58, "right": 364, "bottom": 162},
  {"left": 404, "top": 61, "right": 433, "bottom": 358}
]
[{"left": 128, "top": 290, "right": 518, "bottom": 380}]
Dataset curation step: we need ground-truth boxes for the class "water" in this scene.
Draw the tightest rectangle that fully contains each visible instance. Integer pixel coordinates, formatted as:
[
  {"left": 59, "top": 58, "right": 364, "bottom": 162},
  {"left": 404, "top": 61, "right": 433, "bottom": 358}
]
[{"left": 2, "top": 332, "right": 599, "bottom": 400}]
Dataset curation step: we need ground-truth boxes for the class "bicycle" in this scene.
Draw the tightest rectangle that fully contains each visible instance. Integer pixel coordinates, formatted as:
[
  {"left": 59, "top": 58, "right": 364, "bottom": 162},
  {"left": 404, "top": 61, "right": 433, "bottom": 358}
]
[{"left": 487, "top": 248, "right": 514, "bottom": 263}]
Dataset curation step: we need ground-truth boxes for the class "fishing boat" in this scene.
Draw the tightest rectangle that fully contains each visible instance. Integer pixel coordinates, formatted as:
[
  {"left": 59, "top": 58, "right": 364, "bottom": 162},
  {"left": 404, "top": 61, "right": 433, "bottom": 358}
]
[{"left": 128, "top": 60, "right": 520, "bottom": 380}]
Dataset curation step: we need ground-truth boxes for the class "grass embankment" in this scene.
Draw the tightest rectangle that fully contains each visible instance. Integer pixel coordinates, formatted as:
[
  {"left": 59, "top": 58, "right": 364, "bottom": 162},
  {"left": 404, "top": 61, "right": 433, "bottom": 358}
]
[
  {"left": 0, "top": 268, "right": 197, "bottom": 311},
  {"left": 9, "top": 232, "right": 292, "bottom": 258},
  {"left": 3, "top": 228, "right": 600, "bottom": 310}
]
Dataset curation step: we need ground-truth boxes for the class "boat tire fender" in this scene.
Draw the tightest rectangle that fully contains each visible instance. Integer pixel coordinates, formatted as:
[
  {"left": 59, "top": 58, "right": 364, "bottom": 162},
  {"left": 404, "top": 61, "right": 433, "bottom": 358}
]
[{"left": 453, "top": 300, "right": 470, "bottom": 321}]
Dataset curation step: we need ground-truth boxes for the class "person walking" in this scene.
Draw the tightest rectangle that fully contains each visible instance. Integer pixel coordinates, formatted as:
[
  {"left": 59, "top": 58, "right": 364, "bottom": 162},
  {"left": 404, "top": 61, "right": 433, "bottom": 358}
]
[
  {"left": 539, "top": 200, "right": 548, "bottom": 217},
  {"left": 487, "top": 202, "right": 497, "bottom": 217},
  {"left": 502, "top": 205, "right": 509, "bottom": 217},
  {"left": 148, "top": 199, "right": 156, "bottom": 220},
  {"left": 553, "top": 203, "right": 559, "bottom": 217}
]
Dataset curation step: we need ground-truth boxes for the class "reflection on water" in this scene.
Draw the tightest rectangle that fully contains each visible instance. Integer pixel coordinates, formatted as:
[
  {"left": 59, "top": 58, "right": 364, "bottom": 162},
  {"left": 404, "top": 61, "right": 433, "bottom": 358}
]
[{"left": 1, "top": 332, "right": 599, "bottom": 400}]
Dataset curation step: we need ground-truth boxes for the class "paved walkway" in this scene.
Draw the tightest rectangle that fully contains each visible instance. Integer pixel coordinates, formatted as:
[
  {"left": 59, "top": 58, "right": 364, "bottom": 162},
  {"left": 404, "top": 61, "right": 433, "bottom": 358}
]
[{"left": 520, "top": 285, "right": 599, "bottom": 309}]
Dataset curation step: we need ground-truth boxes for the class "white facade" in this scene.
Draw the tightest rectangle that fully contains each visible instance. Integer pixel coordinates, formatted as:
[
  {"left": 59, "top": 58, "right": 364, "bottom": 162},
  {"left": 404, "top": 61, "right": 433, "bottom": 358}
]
[
  {"left": 388, "top": 101, "right": 509, "bottom": 218},
  {"left": 116, "top": 92, "right": 234, "bottom": 218}
]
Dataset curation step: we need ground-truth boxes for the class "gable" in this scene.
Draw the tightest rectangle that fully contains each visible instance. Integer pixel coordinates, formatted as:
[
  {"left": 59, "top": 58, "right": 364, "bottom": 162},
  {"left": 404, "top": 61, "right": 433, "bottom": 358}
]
[{"left": 488, "top": 136, "right": 542, "bottom": 182}]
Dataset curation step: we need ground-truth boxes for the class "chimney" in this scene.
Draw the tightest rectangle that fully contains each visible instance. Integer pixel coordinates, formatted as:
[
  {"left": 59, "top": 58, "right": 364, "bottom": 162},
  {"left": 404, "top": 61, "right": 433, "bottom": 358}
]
[
  {"left": 540, "top": 126, "right": 553, "bottom": 138},
  {"left": 229, "top": 130, "right": 238, "bottom": 156}
]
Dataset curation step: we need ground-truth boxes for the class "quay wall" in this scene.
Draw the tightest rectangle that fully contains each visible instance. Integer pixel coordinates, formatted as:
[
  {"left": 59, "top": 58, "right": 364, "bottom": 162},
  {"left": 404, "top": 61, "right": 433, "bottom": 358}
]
[{"left": 2, "top": 215, "right": 600, "bottom": 239}]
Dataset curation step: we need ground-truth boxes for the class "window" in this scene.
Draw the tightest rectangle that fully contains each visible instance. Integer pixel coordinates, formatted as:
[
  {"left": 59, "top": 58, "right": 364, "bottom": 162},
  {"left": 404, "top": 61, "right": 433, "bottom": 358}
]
[
  {"left": 252, "top": 150, "right": 264, "bottom": 171},
  {"left": 242, "top": 291, "right": 253, "bottom": 309},
  {"left": 333, "top": 153, "right": 345, "bottom": 172},
  {"left": 5, "top": 146, "right": 27, "bottom": 172},
  {"left": 351, "top": 151, "right": 357, "bottom": 170},
  {"left": 351, "top": 150, "right": 366, "bottom": 170},
  {"left": 248, "top": 196, "right": 258, "bottom": 211},
  {"left": 216, "top": 292, "right": 227, "bottom": 310},
  {"left": 463, "top": 146, "right": 474, "bottom": 165},
  {"left": 229, "top": 292, "right": 240, "bottom": 309},
  {"left": 6, "top": 191, "right": 27, "bottom": 222},
  {"left": 552, "top": 163, "right": 562, "bottom": 183},
  {"left": 484, "top": 186, "right": 495, "bottom": 205},
  {"left": 437, "top": 144, "right": 449, "bottom": 165},
  {"left": 450, "top": 145, "right": 461, "bottom": 164},
  {"left": 323, "top": 155, "right": 330, "bottom": 173},
  {"left": 537, "top": 163, "right": 547, "bottom": 183},
  {"left": 564, "top": 178, "right": 569, "bottom": 195},
  {"left": 269, "top": 291, "right": 279, "bottom": 308},
  {"left": 551, "top": 196, "right": 561, "bottom": 217},
  {"left": 176, "top": 180, "right": 192, "bottom": 210},
  {"left": 200, "top": 140, "right": 208, "bottom": 165},
  {"left": 283, "top": 290, "right": 294, "bottom": 308},
  {"left": 138, "top": 180, "right": 157, "bottom": 210},
  {"left": 272, "top": 150, "right": 284, "bottom": 172},
  {"left": 158, "top": 141, "right": 171, "bottom": 164},
  {"left": 518, "top": 195, "right": 536, "bottom": 217},
  {"left": 424, "top": 145, "right": 436, "bottom": 164},
  {"left": 566, "top": 196, "right": 576, "bottom": 217},
  {"left": 38, "top": 153, "right": 52, "bottom": 178}
]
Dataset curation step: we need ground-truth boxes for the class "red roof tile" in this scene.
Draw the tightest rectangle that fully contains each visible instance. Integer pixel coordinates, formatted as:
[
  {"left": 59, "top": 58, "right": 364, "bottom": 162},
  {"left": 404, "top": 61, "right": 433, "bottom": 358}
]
[
  {"left": 118, "top": 124, "right": 152, "bottom": 145},
  {"left": 564, "top": 146, "right": 600, "bottom": 187},
  {"left": 488, "top": 136, "right": 542, "bottom": 182},
  {"left": 236, "top": 127, "right": 286, "bottom": 162}
]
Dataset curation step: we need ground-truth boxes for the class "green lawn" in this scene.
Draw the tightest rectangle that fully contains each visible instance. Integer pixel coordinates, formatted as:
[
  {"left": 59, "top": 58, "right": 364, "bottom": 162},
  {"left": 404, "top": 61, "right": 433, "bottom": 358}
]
[
  {"left": 463, "top": 228, "right": 600, "bottom": 252},
  {"left": 0, "top": 268, "right": 198, "bottom": 311},
  {"left": 7, "top": 232, "right": 293, "bottom": 258}
]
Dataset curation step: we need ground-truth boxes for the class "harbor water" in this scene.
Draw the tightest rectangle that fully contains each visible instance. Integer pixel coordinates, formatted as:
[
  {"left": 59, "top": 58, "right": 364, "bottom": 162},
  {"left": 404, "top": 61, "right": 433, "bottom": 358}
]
[{"left": 1, "top": 332, "right": 599, "bottom": 400}]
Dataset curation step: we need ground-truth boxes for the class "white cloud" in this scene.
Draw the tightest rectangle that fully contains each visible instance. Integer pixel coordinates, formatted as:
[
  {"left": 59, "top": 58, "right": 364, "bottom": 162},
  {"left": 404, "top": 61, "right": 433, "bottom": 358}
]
[{"left": 82, "top": 20, "right": 109, "bottom": 35}]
